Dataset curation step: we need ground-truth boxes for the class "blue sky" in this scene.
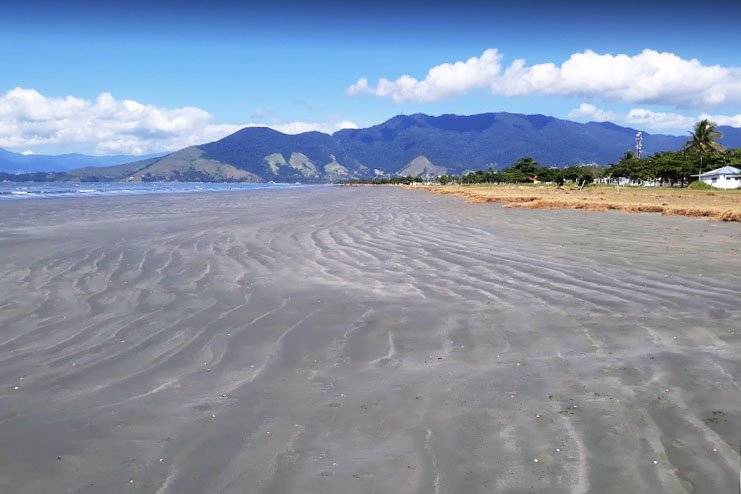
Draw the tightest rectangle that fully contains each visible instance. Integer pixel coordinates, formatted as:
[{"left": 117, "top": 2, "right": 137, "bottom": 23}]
[{"left": 2, "top": 0, "right": 741, "bottom": 155}]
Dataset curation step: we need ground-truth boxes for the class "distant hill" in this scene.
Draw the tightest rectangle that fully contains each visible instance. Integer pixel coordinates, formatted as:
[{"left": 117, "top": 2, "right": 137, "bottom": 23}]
[
  {"left": 19, "top": 112, "right": 741, "bottom": 181},
  {"left": 397, "top": 156, "right": 448, "bottom": 178},
  {"left": 0, "top": 149, "right": 165, "bottom": 174}
]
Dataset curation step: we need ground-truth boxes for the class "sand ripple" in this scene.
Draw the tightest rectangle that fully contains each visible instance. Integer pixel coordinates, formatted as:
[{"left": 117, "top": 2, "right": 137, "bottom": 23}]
[{"left": 0, "top": 187, "right": 738, "bottom": 493}]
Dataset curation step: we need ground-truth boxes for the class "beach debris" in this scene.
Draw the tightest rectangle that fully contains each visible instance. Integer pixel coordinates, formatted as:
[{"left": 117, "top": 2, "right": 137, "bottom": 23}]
[
  {"left": 712, "top": 448, "right": 718, "bottom": 452},
  {"left": 535, "top": 414, "right": 541, "bottom": 418},
  {"left": 206, "top": 368, "right": 212, "bottom": 373},
  {"left": 129, "top": 479, "right": 134, "bottom": 484},
  {"left": 533, "top": 458, "right": 539, "bottom": 463},
  {"left": 555, "top": 448, "right": 561, "bottom": 452},
  {"left": 120, "top": 340, "right": 125, "bottom": 343},
  {"left": 159, "top": 458, "right": 164, "bottom": 462},
  {"left": 652, "top": 460, "right": 658, "bottom": 465},
  {"left": 13, "top": 386, "right": 19, "bottom": 390},
  {"left": 221, "top": 394, "right": 227, "bottom": 398},
  {"left": 332, "top": 462, "right": 337, "bottom": 466},
  {"left": 57, "top": 456, "right": 62, "bottom": 460},
  {"left": 516, "top": 362, "right": 521, "bottom": 366},
  {"left": 250, "top": 365, "right": 254, "bottom": 368},
  {"left": 211, "top": 414, "right": 216, "bottom": 418},
  {"left": 340, "top": 393, "right": 346, "bottom": 398}
]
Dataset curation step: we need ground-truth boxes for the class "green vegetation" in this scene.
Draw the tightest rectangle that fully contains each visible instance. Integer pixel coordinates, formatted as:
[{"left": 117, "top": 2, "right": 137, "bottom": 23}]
[
  {"left": 687, "top": 180, "right": 713, "bottom": 190},
  {"left": 346, "top": 175, "right": 426, "bottom": 185},
  {"left": 346, "top": 120, "right": 738, "bottom": 188},
  {"left": 683, "top": 119, "right": 724, "bottom": 178},
  {"left": 0, "top": 171, "right": 68, "bottom": 182}
]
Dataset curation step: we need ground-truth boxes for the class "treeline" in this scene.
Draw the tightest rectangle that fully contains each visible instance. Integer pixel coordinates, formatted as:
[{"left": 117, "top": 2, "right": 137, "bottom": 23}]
[
  {"left": 346, "top": 176, "right": 426, "bottom": 185},
  {"left": 457, "top": 157, "right": 600, "bottom": 185},
  {"left": 347, "top": 147, "right": 741, "bottom": 187},
  {"left": 0, "top": 171, "right": 68, "bottom": 182},
  {"left": 345, "top": 158, "right": 602, "bottom": 186},
  {"left": 605, "top": 148, "right": 741, "bottom": 185}
]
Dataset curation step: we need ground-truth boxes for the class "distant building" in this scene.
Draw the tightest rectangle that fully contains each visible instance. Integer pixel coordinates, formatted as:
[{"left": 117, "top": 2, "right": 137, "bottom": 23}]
[{"left": 693, "top": 166, "right": 741, "bottom": 189}]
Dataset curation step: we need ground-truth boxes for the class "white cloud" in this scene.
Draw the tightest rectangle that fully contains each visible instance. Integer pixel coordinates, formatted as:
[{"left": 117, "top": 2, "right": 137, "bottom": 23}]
[
  {"left": 0, "top": 87, "right": 244, "bottom": 155},
  {"left": 567, "top": 103, "right": 616, "bottom": 122},
  {"left": 624, "top": 108, "right": 696, "bottom": 131},
  {"left": 242, "top": 120, "right": 358, "bottom": 135},
  {"left": 623, "top": 108, "right": 741, "bottom": 132},
  {"left": 700, "top": 113, "right": 741, "bottom": 128},
  {"left": 348, "top": 49, "right": 503, "bottom": 103},
  {"left": 0, "top": 88, "right": 358, "bottom": 155},
  {"left": 350, "top": 48, "right": 741, "bottom": 109},
  {"left": 20, "top": 149, "right": 38, "bottom": 155},
  {"left": 568, "top": 102, "right": 741, "bottom": 133}
]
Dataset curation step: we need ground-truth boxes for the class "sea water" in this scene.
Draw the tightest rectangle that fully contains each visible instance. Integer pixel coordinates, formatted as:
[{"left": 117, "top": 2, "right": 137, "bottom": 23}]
[{"left": 0, "top": 182, "right": 323, "bottom": 200}]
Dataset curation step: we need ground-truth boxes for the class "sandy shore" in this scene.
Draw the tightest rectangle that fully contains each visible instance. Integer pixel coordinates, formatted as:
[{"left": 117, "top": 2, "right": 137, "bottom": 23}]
[
  {"left": 412, "top": 184, "right": 741, "bottom": 221},
  {"left": 0, "top": 187, "right": 739, "bottom": 493}
]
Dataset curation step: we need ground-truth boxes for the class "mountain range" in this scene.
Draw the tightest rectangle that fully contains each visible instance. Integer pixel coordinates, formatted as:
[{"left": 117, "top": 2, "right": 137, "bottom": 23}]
[
  {"left": 6, "top": 112, "right": 741, "bottom": 181},
  {"left": 0, "top": 149, "right": 165, "bottom": 174}
]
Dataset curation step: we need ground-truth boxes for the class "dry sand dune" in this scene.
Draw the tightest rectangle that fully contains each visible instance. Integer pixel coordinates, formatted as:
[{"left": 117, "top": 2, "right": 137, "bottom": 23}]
[{"left": 0, "top": 187, "right": 739, "bottom": 493}]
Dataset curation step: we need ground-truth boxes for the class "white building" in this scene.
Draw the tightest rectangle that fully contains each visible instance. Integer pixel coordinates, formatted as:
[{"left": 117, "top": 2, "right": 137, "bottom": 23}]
[{"left": 693, "top": 166, "right": 741, "bottom": 189}]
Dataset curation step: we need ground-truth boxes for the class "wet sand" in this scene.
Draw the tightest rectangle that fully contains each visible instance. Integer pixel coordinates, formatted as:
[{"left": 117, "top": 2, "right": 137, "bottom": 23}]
[{"left": 0, "top": 186, "right": 739, "bottom": 493}]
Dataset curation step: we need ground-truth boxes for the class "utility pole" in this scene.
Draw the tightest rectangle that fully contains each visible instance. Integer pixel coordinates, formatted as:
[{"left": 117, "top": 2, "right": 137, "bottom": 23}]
[{"left": 635, "top": 131, "right": 643, "bottom": 159}]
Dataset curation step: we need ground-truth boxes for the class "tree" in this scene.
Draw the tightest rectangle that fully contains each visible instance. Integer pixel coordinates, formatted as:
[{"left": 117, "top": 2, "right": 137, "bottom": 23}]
[
  {"left": 683, "top": 119, "right": 724, "bottom": 179},
  {"left": 512, "top": 157, "right": 539, "bottom": 177}
]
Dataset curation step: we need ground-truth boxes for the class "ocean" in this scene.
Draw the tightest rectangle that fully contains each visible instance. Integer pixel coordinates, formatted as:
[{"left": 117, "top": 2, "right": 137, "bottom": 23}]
[{"left": 0, "top": 181, "right": 322, "bottom": 200}]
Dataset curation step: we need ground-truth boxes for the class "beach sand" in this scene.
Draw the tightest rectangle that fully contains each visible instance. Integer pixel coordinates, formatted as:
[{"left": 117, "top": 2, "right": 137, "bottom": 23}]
[
  {"left": 0, "top": 186, "right": 739, "bottom": 493},
  {"left": 414, "top": 184, "right": 741, "bottom": 221}
]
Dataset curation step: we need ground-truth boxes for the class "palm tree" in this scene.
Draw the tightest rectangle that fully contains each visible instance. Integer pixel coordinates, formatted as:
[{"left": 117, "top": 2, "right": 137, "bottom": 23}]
[{"left": 683, "top": 119, "right": 724, "bottom": 180}]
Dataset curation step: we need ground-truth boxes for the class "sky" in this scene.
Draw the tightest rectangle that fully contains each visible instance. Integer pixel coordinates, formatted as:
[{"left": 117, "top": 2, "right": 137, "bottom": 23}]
[{"left": 2, "top": 0, "right": 741, "bottom": 156}]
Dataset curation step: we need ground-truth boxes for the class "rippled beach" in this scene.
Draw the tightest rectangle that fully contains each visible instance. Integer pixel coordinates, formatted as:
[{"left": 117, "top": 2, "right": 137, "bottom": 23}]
[{"left": 0, "top": 186, "right": 738, "bottom": 493}]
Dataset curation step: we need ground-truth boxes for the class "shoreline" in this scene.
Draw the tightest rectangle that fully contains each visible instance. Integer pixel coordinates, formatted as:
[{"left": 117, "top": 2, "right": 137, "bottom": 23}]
[{"left": 408, "top": 184, "right": 741, "bottom": 222}]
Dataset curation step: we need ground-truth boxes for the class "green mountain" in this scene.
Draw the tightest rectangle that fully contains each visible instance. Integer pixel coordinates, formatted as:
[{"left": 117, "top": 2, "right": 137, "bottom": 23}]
[{"left": 43, "top": 113, "right": 741, "bottom": 182}]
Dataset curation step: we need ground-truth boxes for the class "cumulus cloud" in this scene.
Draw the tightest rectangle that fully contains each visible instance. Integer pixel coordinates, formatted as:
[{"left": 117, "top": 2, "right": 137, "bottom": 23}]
[
  {"left": 241, "top": 120, "right": 358, "bottom": 135},
  {"left": 348, "top": 49, "right": 503, "bottom": 103},
  {"left": 567, "top": 103, "right": 616, "bottom": 122},
  {"left": 0, "top": 88, "right": 358, "bottom": 155},
  {"left": 349, "top": 48, "right": 741, "bottom": 109},
  {"left": 0, "top": 87, "right": 244, "bottom": 155},
  {"left": 701, "top": 113, "right": 741, "bottom": 127},
  {"left": 624, "top": 108, "right": 741, "bottom": 131},
  {"left": 624, "top": 108, "right": 696, "bottom": 131},
  {"left": 565, "top": 103, "right": 741, "bottom": 132}
]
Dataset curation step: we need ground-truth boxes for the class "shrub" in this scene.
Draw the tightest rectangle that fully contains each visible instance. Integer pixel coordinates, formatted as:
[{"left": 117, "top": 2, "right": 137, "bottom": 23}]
[{"left": 688, "top": 180, "right": 712, "bottom": 190}]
